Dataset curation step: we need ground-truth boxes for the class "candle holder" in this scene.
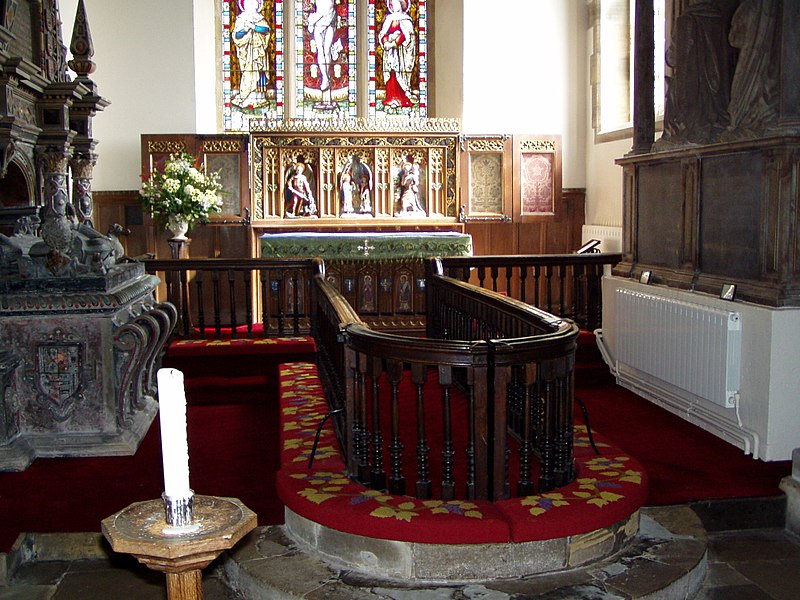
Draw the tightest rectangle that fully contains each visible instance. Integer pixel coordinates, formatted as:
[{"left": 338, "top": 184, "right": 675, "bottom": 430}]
[
  {"left": 103, "top": 495, "right": 257, "bottom": 600},
  {"left": 162, "top": 490, "right": 201, "bottom": 535}
]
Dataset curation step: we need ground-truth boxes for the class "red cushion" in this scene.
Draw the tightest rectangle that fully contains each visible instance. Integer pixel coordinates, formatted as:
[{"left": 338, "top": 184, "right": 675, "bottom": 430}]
[
  {"left": 496, "top": 435, "right": 649, "bottom": 542},
  {"left": 276, "top": 468, "right": 512, "bottom": 544}
]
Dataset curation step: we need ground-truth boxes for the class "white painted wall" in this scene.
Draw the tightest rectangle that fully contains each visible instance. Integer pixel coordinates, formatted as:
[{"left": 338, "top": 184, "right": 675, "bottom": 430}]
[
  {"left": 60, "top": 0, "right": 198, "bottom": 191},
  {"left": 584, "top": 137, "right": 628, "bottom": 227},
  {"left": 430, "top": 0, "right": 463, "bottom": 120},
  {"left": 462, "top": 1, "right": 587, "bottom": 188}
]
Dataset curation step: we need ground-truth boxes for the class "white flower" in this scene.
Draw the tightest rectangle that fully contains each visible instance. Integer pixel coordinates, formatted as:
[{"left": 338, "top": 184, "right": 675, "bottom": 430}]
[{"left": 139, "top": 152, "right": 223, "bottom": 228}]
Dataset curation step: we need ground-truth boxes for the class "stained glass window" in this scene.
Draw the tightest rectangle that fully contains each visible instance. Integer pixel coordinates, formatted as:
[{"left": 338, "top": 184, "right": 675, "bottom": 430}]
[
  {"left": 295, "top": 0, "right": 357, "bottom": 119},
  {"left": 220, "top": 0, "right": 427, "bottom": 129},
  {"left": 369, "top": 0, "right": 427, "bottom": 119},
  {"left": 223, "top": 0, "right": 284, "bottom": 130}
]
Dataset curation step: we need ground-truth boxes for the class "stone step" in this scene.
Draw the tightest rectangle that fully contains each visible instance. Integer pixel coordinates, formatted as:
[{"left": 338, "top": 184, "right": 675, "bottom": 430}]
[{"left": 221, "top": 505, "right": 708, "bottom": 600}]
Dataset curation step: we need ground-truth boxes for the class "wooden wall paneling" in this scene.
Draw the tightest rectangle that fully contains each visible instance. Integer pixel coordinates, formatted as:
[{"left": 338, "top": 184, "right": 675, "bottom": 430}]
[
  {"left": 464, "top": 222, "right": 491, "bottom": 257},
  {"left": 93, "top": 190, "right": 153, "bottom": 259}
]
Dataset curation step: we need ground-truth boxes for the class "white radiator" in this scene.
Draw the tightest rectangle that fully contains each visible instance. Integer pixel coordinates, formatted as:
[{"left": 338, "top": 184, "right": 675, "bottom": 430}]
[{"left": 614, "top": 289, "right": 741, "bottom": 408}]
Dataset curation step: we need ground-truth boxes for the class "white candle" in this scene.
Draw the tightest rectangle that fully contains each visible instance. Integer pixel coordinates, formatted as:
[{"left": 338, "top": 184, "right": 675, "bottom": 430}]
[{"left": 156, "top": 368, "right": 192, "bottom": 498}]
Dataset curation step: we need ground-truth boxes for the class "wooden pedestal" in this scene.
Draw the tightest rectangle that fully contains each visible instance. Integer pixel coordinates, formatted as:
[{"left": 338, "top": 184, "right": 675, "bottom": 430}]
[{"left": 102, "top": 495, "right": 256, "bottom": 600}]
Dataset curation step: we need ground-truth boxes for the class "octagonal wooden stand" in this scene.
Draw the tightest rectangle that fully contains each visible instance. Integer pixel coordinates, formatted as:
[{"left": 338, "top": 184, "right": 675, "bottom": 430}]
[{"left": 102, "top": 495, "right": 256, "bottom": 600}]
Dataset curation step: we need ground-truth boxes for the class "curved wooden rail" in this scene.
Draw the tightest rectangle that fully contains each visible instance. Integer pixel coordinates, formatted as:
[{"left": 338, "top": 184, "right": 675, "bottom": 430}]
[{"left": 312, "top": 261, "right": 579, "bottom": 502}]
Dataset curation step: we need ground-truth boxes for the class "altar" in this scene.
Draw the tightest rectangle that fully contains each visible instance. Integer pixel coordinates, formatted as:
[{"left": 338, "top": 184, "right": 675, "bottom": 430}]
[{"left": 260, "top": 232, "right": 472, "bottom": 330}]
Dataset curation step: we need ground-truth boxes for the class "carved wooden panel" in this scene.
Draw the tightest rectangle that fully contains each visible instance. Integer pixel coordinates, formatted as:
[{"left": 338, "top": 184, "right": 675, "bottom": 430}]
[
  {"left": 700, "top": 153, "right": 761, "bottom": 279},
  {"left": 459, "top": 135, "right": 512, "bottom": 221},
  {"left": 637, "top": 162, "right": 682, "bottom": 268},
  {"left": 250, "top": 120, "right": 460, "bottom": 225},
  {"left": 513, "top": 135, "right": 562, "bottom": 221},
  {"left": 616, "top": 140, "right": 800, "bottom": 307}
]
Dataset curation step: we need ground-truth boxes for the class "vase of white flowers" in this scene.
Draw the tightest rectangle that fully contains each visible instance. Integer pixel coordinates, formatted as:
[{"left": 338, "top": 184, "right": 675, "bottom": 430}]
[{"left": 140, "top": 153, "right": 223, "bottom": 238}]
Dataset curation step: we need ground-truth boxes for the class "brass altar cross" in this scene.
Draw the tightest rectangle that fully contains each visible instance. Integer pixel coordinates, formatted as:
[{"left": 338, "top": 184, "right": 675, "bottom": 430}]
[{"left": 358, "top": 239, "right": 375, "bottom": 256}]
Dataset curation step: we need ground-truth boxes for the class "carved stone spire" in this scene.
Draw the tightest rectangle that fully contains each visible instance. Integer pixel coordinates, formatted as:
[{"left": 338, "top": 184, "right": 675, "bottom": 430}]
[{"left": 68, "top": 0, "right": 96, "bottom": 80}]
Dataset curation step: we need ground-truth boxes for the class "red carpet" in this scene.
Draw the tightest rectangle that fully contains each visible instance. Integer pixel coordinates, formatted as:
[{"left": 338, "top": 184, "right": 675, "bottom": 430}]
[
  {"left": 572, "top": 331, "right": 791, "bottom": 505},
  {"left": 0, "top": 382, "right": 282, "bottom": 553},
  {"left": 574, "top": 382, "right": 791, "bottom": 506},
  {"left": 0, "top": 334, "right": 792, "bottom": 552}
]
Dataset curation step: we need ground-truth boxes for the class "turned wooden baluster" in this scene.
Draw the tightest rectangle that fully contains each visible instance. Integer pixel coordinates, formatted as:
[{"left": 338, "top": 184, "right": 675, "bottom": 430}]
[
  {"left": 557, "top": 264, "right": 567, "bottom": 317},
  {"left": 538, "top": 360, "right": 557, "bottom": 492},
  {"left": 465, "top": 367, "right": 476, "bottom": 500},
  {"left": 242, "top": 269, "right": 253, "bottom": 337},
  {"left": 505, "top": 265, "right": 514, "bottom": 297},
  {"left": 227, "top": 270, "right": 238, "bottom": 336},
  {"left": 355, "top": 353, "right": 370, "bottom": 484},
  {"left": 519, "top": 265, "right": 528, "bottom": 304},
  {"left": 259, "top": 269, "right": 271, "bottom": 336},
  {"left": 518, "top": 362, "right": 538, "bottom": 496},
  {"left": 439, "top": 365, "right": 455, "bottom": 500},
  {"left": 554, "top": 355, "right": 575, "bottom": 487},
  {"left": 275, "top": 273, "right": 285, "bottom": 334},
  {"left": 532, "top": 264, "right": 541, "bottom": 308},
  {"left": 412, "top": 363, "right": 431, "bottom": 499},
  {"left": 179, "top": 269, "right": 191, "bottom": 338},
  {"left": 210, "top": 270, "right": 221, "bottom": 337},
  {"left": 369, "top": 357, "right": 386, "bottom": 490},
  {"left": 544, "top": 264, "right": 554, "bottom": 315},
  {"left": 492, "top": 362, "right": 511, "bottom": 501},
  {"left": 387, "top": 359, "right": 405, "bottom": 495},
  {"left": 194, "top": 272, "right": 205, "bottom": 335}
]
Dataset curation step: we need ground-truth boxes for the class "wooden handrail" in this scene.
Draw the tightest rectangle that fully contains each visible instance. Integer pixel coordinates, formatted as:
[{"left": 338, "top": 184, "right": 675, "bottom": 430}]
[
  {"left": 312, "top": 263, "right": 579, "bottom": 502},
  {"left": 433, "top": 253, "right": 622, "bottom": 331}
]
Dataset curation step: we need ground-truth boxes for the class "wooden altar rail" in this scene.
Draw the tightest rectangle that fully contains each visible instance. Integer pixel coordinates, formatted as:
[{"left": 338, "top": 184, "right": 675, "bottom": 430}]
[
  {"left": 143, "top": 258, "right": 315, "bottom": 339},
  {"left": 142, "top": 255, "right": 579, "bottom": 500},
  {"left": 142, "top": 253, "right": 617, "bottom": 340},
  {"left": 312, "top": 259, "right": 579, "bottom": 501},
  {"left": 434, "top": 253, "right": 622, "bottom": 331}
]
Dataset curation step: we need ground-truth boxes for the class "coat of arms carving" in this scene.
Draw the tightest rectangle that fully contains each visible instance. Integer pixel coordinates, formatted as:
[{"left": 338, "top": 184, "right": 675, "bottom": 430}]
[{"left": 35, "top": 329, "right": 84, "bottom": 421}]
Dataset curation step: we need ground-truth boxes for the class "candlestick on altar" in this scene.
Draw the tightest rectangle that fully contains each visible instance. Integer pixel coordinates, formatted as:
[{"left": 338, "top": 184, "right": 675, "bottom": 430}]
[{"left": 156, "top": 368, "right": 199, "bottom": 534}]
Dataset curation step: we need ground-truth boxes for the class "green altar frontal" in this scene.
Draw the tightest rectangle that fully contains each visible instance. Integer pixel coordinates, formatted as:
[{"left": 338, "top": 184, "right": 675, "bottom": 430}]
[
  {"left": 260, "top": 232, "right": 472, "bottom": 261},
  {"left": 260, "top": 232, "right": 472, "bottom": 330}
]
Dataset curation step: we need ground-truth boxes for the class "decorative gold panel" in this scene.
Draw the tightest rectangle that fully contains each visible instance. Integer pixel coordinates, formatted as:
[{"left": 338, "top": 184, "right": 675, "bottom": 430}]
[{"left": 250, "top": 126, "right": 460, "bottom": 224}]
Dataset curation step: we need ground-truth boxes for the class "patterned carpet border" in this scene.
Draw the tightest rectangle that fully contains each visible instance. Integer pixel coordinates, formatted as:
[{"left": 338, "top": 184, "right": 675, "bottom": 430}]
[{"left": 277, "top": 362, "right": 648, "bottom": 544}]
